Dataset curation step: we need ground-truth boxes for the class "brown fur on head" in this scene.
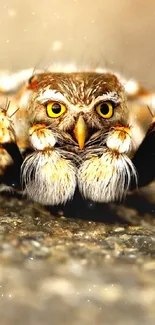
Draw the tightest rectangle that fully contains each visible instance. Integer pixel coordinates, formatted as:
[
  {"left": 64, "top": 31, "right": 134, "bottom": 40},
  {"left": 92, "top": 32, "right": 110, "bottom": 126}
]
[{"left": 27, "top": 72, "right": 128, "bottom": 136}]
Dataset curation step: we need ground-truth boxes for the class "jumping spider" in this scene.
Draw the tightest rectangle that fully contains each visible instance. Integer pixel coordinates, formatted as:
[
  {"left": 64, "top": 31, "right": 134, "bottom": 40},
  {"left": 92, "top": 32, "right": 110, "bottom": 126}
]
[{"left": 0, "top": 68, "right": 154, "bottom": 207}]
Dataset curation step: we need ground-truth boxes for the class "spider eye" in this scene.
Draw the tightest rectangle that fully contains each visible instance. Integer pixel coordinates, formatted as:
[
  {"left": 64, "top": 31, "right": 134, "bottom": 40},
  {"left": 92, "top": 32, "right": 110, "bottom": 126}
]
[
  {"left": 46, "top": 102, "right": 66, "bottom": 118},
  {"left": 95, "top": 102, "right": 114, "bottom": 119}
]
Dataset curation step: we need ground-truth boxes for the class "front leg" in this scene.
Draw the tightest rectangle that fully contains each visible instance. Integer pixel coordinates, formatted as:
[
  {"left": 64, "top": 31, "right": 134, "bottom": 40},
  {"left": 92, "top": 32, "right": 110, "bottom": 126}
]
[
  {"left": 132, "top": 119, "right": 155, "bottom": 187},
  {"left": 21, "top": 123, "right": 77, "bottom": 205},
  {"left": 127, "top": 84, "right": 155, "bottom": 188},
  {"left": 0, "top": 107, "right": 23, "bottom": 190},
  {"left": 78, "top": 125, "right": 137, "bottom": 203}
]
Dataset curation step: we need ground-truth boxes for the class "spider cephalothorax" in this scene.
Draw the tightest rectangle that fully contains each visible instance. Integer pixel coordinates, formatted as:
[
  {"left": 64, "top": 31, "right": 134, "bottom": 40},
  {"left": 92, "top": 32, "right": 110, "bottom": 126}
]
[{"left": 0, "top": 69, "right": 153, "bottom": 206}]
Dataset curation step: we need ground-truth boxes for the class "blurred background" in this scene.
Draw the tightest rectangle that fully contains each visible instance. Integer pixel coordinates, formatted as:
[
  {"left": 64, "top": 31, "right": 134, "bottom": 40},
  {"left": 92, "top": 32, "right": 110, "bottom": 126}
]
[{"left": 0, "top": 0, "right": 155, "bottom": 88}]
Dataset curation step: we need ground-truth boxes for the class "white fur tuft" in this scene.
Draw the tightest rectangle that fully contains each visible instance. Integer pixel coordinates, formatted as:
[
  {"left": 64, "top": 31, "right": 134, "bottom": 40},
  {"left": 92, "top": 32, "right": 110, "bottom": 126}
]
[
  {"left": 78, "top": 148, "right": 137, "bottom": 203},
  {"left": 21, "top": 149, "right": 77, "bottom": 205}
]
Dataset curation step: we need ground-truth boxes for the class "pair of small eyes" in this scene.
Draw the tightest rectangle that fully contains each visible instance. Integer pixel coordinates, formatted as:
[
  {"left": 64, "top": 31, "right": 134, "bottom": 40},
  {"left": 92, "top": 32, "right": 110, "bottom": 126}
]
[{"left": 46, "top": 102, "right": 114, "bottom": 119}]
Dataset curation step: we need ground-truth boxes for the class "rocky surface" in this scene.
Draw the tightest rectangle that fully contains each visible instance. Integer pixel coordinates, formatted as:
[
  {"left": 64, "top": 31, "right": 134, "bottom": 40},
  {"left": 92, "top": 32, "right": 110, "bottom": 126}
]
[{"left": 0, "top": 188, "right": 155, "bottom": 325}]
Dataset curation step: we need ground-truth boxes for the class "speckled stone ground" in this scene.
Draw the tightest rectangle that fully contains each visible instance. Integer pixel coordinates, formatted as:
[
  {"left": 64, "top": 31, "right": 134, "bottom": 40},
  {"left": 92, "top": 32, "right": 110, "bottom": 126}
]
[{"left": 0, "top": 186, "right": 155, "bottom": 325}]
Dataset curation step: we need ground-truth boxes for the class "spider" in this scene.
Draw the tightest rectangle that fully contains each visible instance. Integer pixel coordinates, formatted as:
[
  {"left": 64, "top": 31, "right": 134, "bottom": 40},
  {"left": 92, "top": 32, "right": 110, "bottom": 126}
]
[{"left": 0, "top": 67, "right": 154, "bottom": 207}]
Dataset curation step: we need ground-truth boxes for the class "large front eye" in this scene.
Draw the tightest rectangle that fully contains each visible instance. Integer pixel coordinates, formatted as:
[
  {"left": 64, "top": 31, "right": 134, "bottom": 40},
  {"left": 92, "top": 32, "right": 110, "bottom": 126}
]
[
  {"left": 46, "top": 102, "right": 66, "bottom": 118},
  {"left": 95, "top": 101, "right": 114, "bottom": 119}
]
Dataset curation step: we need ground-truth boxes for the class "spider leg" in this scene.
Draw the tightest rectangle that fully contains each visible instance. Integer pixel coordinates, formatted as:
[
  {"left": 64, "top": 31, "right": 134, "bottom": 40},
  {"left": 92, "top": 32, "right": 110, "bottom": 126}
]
[
  {"left": 0, "top": 70, "right": 35, "bottom": 191},
  {"left": 1, "top": 142, "right": 23, "bottom": 189},
  {"left": 126, "top": 81, "right": 155, "bottom": 188},
  {"left": 0, "top": 105, "right": 23, "bottom": 191},
  {"left": 132, "top": 121, "right": 155, "bottom": 188}
]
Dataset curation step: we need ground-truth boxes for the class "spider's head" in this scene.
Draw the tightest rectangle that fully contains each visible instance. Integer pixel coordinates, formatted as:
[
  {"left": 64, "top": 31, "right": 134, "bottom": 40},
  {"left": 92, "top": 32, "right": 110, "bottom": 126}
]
[{"left": 27, "top": 72, "right": 128, "bottom": 149}]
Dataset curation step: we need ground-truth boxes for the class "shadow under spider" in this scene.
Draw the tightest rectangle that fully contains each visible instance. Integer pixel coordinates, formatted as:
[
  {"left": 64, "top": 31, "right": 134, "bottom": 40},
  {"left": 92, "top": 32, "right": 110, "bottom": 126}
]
[
  {"left": 1, "top": 187, "right": 155, "bottom": 226},
  {"left": 47, "top": 189, "right": 155, "bottom": 224}
]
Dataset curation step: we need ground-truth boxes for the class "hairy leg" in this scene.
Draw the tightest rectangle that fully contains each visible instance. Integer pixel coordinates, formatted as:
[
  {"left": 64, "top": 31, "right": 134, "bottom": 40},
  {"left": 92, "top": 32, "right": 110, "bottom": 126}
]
[{"left": 0, "top": 107, "right": 23, "bottom": 190}]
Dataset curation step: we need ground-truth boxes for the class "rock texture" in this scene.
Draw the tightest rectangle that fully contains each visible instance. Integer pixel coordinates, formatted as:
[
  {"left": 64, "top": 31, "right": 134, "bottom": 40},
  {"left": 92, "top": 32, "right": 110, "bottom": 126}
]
[{"left": 0, "top": 187, "right": 154, "bottom": 325}]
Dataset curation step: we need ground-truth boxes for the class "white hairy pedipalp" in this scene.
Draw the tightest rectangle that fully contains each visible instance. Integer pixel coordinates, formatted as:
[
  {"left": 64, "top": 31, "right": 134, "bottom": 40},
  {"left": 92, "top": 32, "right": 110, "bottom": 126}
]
[
  {"left": 21, "top": 149, "right": 77, "bottom": 205},
  {"left": 78, "top": 148, "right": 137, "bottom": 203}
]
